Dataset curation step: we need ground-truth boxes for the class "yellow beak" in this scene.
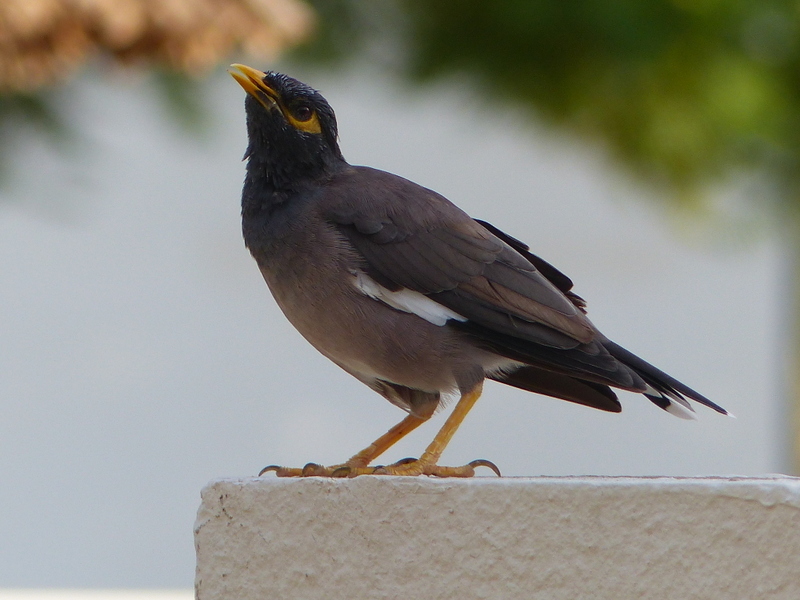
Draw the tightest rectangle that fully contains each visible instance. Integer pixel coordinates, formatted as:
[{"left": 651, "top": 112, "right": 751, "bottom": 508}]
[{"left": 229, "top": 64, "right": 278, "bottom": 107}]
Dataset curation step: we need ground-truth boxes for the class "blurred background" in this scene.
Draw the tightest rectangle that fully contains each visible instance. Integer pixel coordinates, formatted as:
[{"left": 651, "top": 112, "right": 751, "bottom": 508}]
[{"left": 0, "top": 0, "right": 796, "bottom": 592}]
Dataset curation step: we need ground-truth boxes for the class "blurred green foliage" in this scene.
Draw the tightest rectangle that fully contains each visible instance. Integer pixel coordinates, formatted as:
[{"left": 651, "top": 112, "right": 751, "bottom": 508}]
[
  {"left": 0, "top": 68, "right": 209, "bottom": 186},
  {"left": 150, "top": 69, "right": 211, "bottom": 132},
  {"left": 0, "top": 93, "right": 68, "bottom": 180},
  {"left": 301, "top": 0, "right": 800, "bottom": 208}
]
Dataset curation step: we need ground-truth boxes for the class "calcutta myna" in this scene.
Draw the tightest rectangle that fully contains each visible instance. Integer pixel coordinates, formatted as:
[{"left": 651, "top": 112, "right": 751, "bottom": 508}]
[{"left": 229, "top": 65, "right": 729, "bottom": 478}]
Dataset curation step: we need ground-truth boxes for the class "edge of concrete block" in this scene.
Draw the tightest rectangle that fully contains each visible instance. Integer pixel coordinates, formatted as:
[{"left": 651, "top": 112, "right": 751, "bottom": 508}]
[{"left": 195, "top": 475, "right": 800, "bottom": 600}]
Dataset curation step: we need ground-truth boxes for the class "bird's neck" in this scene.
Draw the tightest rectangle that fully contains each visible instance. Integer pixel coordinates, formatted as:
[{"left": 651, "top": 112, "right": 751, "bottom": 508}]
[
  {"left": 245, "top": 125, "right": 345, "bottom": 182},
  {"left": 241, "top": 151, "right": 344, "bottom": 220}
]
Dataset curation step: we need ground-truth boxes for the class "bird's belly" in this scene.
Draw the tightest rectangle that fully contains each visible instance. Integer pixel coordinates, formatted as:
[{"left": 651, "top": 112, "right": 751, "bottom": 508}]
[
  {"left": 249, "top": 220, "right": 519, "bottom": 398},
  {"left": 269, "top": 273, "right": 461, "bottom": 389},
  {"left": 257, "top": 265, "right": 492, "bottom": 396}
]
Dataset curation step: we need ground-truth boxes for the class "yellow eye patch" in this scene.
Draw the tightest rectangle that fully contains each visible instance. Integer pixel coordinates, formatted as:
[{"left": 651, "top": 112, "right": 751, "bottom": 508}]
[{"left": 283, "top": 107, "right": 321, "bottom": 135}]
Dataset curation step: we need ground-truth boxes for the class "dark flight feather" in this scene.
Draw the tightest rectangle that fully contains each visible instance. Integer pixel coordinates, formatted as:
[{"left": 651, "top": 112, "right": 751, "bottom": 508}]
[{"left": 490, "top": 365, "right": 622, "bottom": 413}]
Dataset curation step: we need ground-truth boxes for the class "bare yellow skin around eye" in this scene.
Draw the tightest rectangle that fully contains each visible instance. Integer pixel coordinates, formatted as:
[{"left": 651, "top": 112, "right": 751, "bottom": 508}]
[{"left": 284, "top": 108, "right": 321, "bottom": 135}]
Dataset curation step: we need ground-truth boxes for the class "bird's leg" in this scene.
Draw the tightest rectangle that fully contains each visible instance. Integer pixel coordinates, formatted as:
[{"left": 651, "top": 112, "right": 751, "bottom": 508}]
[
  {"left": 260, "top": 382, "right": 499, "bottom": 478},
  {"left": 373, "top": 381, "right": 500, "bottom": 477},
  {"left": 259, "top": 411, "right": 430, "bottom": 477},
  {"left": 343, "top": 412, "right": 430, "bottom": 468}
]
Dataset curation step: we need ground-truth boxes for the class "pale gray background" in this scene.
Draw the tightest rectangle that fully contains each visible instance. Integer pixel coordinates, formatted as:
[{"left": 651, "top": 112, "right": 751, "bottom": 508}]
[{"left": 0, "top": 65, "right": 782, "bottom": 588}]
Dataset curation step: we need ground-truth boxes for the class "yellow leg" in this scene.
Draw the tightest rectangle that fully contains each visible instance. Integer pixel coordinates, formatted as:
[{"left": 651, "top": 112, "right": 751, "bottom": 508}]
[
  {"left": 260, "top": 409, "right": 430, "bottom": 477},
  {"left": 374, "top": 381, "right": 498, "bottom": 476},
  {"left": 345, "top": 412, "right": 429, "bottom": 468},
  {"left": 417, "top": 381, "right": 483, "bottom": 466},
  {"left": 260, "top": 381, "right": 499, "bottom": 478}
]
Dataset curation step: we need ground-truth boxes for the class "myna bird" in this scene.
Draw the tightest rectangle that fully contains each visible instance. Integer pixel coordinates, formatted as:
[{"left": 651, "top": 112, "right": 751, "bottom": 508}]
[{"left": 230, "top": 65, "right": 729, "bottom": 478}]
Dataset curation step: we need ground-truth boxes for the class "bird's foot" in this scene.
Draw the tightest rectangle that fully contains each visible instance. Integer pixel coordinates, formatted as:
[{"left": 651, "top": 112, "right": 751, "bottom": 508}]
[
  {"left": 259, "top": 462, "right": 351, "bottom": 477},
  {"left": 371, "top": 457, "right": 501, "bottom": 477},
  {"left": 259, "top": 457, "right": 500, "bottom": 478}
]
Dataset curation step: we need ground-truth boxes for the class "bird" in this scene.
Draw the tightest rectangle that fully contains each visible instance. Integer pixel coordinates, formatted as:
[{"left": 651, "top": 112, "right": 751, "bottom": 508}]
[{"left": 229, "top": 64, "right": 729, "bottom": 478}]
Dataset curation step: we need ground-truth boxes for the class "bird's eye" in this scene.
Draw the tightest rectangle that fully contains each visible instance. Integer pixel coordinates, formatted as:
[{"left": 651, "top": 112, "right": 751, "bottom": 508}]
[{"left": 294, "top": 105, "right": 313, "bottom": 121}]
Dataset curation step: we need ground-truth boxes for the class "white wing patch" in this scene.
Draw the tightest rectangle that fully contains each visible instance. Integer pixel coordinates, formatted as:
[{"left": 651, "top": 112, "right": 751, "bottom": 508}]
[{"left": 352, "top": 270, "right": 467, "bottom": 326}]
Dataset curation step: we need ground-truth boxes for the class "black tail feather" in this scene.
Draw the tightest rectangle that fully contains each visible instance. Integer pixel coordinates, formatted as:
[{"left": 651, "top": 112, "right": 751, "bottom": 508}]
[
  {"left": 602, "top": 339, "right": 728, "bottom": 416},
  {"left": 491, "top": 365, "right": 622, "bottom": 413}
]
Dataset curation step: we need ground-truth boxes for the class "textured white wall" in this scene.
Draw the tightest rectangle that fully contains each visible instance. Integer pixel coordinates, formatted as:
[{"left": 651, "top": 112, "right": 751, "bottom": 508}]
[{"left": 195, "top": 476, "right": 800, "bottom": 600}]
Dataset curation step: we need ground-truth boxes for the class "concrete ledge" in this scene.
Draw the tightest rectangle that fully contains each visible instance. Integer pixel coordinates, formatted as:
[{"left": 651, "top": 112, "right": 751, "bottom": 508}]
[{"left": 195, "top": 476, "right": 800, "bottom": 599}]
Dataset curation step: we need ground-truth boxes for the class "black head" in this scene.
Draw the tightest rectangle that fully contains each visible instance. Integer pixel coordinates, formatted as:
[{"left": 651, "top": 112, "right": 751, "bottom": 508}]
[{"left": 230, "top": 65, "right": 345, "bottom": 190}]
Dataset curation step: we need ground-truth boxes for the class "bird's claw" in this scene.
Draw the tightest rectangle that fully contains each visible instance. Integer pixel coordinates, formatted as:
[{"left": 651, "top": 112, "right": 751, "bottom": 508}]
[
  {"left": 330, "top": 465, "right": 355, "bottom": 478},
  {"left": 259, "top": 462, "right": 356, "bottom": 478},
  {"left": 258, "top": 464, "right": 309, "bottom": 477},
  {"left": 389, "top": 457, "right": 419, "bottom": 466},
  {"left": 371, "top": 457, "right": 501, "bottom": 477},
  {"left": 468, "top": 459, "right": 502, "bottom": 477},
  {"left": 258, "top": 463, "right": 336, "bottom": 477}
]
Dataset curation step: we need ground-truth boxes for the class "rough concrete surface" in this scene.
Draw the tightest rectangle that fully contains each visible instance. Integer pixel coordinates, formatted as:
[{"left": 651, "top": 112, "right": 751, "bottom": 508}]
[{"left": 195, "top": 476, "right": 800, "bottom": 600}]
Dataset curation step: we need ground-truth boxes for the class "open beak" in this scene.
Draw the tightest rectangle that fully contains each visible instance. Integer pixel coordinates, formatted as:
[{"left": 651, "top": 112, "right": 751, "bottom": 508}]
[{"left": 229, "top": 64, "right": 279, "bottom": 109}]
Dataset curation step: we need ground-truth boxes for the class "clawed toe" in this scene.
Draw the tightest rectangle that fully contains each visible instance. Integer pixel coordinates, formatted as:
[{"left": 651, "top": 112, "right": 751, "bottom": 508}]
[
  {"left": 468, "top": 459, "right": 502, "bottom": 477},
  {"left": 258, "top": 457, "right": 501, "bottom": 478},
  {"left": 258, "top": 464, "right": 305, "bottom": 477},
  {"left": 369, "top": 457, "right": 501, "bottom": 477},
  {"left": 388, "top": 457, "right": 419, "bottom": 467},
  {"left": 258, "top": 462, "right": 338, "bottom": 477},
  {"left": 258, "top": 462, "right": 379, "bottom": 478}
]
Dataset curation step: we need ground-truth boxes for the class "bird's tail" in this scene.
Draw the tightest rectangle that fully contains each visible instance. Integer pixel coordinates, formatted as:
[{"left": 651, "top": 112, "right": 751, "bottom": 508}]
[
  {"left": 489, "top": 364, "right": 622, "bottom": 413},
  {"left": 603, "top": 339, "right": 730, "bottom": 419}
]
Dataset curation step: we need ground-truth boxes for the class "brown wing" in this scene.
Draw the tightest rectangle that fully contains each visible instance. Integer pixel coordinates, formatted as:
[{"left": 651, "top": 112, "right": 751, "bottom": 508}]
[
  {"left": 474, "top": 218, "right": 587, "bottom": 312},
  {"left": 323, "top": 166, "right": 596, "bottom": 351}
]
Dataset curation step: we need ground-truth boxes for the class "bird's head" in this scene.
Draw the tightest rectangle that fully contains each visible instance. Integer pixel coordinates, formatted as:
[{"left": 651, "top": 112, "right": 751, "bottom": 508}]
[{"left": 230, "top": 65, "right": 344, "bottom": 189}]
